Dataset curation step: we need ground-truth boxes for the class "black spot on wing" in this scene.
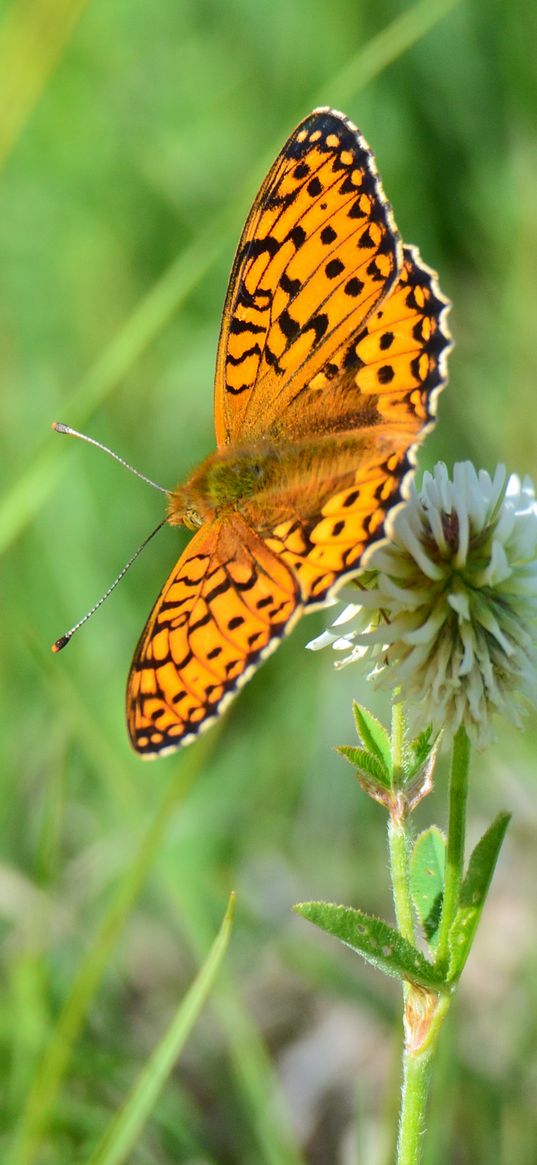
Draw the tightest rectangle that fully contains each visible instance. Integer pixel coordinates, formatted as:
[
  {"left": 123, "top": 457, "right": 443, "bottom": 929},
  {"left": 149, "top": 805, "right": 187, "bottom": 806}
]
[
  {"left": 321, "top": 224, "right": 337, "bottom": 244},
  {"left": 280, "top": 271, "right": 302, "bottom": 297},
  {"left": 345, "top": 277, "right": 364, "bottom": 298},
  {"left": 279, "top": 308, "right": 300, "bottom": 340},
  {"left": 287, "top": 224, "right": 306, "bottom": 249},
  {"left": 325, "top": 258, "right": 345, "bottom": 279},
  {"left": 358, "top": 227, "right": 375, "bottom": 249},
  {"left": 256, "top": 594, "right": 274, "bottom": 609},
  {"left": 377, "top": 364, "right": 395, "bottom": 385},
  {"left": 304, "top": 313, "right": 329, "bottom": 345},
  {"left": 226, "top": 343, "right": 262, "bottom": 366},
  {"left": 348, "top": 197, "right": 367, "bottom": 220},
  {"left": 229, "top": 317, "right": 265, "bottom": 336}
]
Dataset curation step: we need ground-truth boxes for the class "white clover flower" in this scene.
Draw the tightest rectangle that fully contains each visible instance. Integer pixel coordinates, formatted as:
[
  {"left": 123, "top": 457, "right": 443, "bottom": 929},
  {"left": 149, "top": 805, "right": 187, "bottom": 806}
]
[{"left": 308, "top": 463, "right": 537, "bottom": 748}]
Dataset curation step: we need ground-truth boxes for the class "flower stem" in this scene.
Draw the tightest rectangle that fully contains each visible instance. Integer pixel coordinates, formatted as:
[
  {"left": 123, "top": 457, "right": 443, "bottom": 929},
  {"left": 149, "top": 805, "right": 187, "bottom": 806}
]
[
  {"left": 436, "top": 726, "right": 471, "bottom": 971},
  {"left": 392, "top": 717, "right": 469, "bottom": 1165}
]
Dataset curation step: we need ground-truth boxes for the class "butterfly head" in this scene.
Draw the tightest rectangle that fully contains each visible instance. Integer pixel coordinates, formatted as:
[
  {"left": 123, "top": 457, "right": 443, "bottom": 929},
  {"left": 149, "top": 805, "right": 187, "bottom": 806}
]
[{"left": 167, "top": 489, "right": 204, "bottom": 531}]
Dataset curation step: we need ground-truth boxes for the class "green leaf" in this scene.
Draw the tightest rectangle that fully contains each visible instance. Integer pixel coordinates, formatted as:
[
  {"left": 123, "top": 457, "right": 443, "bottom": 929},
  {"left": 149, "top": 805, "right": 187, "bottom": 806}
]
[
  {"left": 337, "top": 744, "right": 392, "bottom": 791},
  {"left": 410, "top": 827, "right": 446, "bottom": 948},
  {"left": 84, "top": 894, "right": 235, "bottom": 1165},
  {"left": 404, "top": 726, "right": 436, "bottom": 780},
  {"left": 400, "top": 726, "right": 439, "bottom": 810},
  {"left": 294, "top": 901, "right": 446, "bottom": 991},
  {"left": 448, "top": 812, "right": 511, "bottom": 982},
  {"left": 352, "top": 703, "right": 392, "bottom": 776}
]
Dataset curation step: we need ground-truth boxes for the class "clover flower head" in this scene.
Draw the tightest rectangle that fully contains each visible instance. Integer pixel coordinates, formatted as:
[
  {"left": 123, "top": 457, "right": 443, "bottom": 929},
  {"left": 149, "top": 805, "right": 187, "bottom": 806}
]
[{"left": 308, "top": 463, "right": 537, "bottom": 748}]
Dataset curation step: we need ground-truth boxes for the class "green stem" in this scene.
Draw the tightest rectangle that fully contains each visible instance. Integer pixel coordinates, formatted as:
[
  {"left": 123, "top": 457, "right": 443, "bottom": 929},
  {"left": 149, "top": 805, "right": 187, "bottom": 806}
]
[
  {"left": 396, "top": 989, "right": 452, "bottom": 1165},
  {"left": 436, "top": 726, "right": 471, "bottom": 970},
  {"left": 392, "top": 717, "right": 470, "bottom": 1165},
  {"left": 388, "top": 817, "right": 415, "bottom": 944},
  {"left": 397, "top": 1041, "right": 433, "bottom": 1165},
  {"left": 396, "top": 728, "right": 471, "bottom": 1162}
]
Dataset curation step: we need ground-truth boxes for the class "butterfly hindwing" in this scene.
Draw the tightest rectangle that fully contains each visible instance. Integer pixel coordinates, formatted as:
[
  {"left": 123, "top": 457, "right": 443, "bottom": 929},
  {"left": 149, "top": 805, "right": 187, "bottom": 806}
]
[
  {"left": 127, "top": 515, "right": 302, "bottom": 757},
  {"left": 261, "top": 447, "right": 410, "bottom": 607}
]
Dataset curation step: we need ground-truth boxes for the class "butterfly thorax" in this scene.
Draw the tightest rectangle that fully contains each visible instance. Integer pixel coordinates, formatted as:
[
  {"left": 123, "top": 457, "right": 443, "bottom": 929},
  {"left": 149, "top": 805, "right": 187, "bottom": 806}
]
[
  {"left": 167, "top": 445, "right": 273, "bottom": 530},
  {"left": 167, "top": 429, "right": 397, "bottom": 535}
]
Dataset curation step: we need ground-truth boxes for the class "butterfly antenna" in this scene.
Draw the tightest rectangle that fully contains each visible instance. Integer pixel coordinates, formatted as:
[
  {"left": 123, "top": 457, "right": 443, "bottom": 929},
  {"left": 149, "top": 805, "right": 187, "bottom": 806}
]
[
  {"left": 52, "top": 422, "right": 168, "bottom": 494},
  {"left": 51, "top": 519, "right": 168, "bottom": 652}
]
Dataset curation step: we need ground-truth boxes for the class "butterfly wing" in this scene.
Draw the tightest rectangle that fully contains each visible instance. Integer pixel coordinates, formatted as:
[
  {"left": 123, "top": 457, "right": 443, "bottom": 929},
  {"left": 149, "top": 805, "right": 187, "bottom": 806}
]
[
  {"left": 263, "top": 445, "right": 411, "bottom": 607},
  {"left": 271, "top": 245, "right": 451, "bottom": 442},
  {"left": 241, "top": 246, "right": 451, "bottom": 606},
  {"left": 214, "top": 107, "right": 402, "bottom": 447},
  {"left": 128, "top": 114, "right": 451, "bottom": 756},
  {"left": 127, "top": 514, "right": 301, "bottom": 757}
]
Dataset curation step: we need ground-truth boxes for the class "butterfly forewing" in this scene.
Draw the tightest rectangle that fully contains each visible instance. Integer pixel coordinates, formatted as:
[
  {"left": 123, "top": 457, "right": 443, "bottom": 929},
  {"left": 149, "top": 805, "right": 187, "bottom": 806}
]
[
  {"left": 214, "top": 108, "right": 402, "bottom": 447},
  {"left": 237, "top": 246, "right": 451, "bottom": 608},
  {"left": 267, "top": 245, "right": 451, "bottom": 442}
]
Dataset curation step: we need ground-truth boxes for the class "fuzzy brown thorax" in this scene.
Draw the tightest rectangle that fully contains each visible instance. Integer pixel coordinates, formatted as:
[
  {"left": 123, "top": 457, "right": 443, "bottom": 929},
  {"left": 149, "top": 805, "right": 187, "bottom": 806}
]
[{"left": 167, "top": 442, "right": 284, "bottom": 530}]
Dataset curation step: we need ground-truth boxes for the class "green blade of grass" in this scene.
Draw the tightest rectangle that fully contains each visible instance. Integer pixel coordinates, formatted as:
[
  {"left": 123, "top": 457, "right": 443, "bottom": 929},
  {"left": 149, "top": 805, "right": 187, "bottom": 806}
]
[
  {"left": 8, "top": 727, "right": 221, "bottom": 1165},
  {"left": 323, "top": 0, "right": 462, "bottom": 108},
  {"left": 173, "top": 883, "right": 307, "bottom": 1165},
  {"left": 84, "top": 892, "right": 235, "bottom": 1165},
  {"left": 0, "top": 0, "right": 91, "bottom": 171}
]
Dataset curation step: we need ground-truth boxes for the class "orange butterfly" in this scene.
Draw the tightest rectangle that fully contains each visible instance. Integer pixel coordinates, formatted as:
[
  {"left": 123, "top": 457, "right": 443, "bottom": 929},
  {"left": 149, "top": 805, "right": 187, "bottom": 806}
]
[{"left": 126, "top": 107, "right": 451, "bottom": 757}]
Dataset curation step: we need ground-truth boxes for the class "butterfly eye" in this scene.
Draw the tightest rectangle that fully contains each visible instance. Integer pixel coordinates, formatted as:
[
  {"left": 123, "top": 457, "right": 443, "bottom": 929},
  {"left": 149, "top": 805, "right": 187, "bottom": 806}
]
[{"left": 184, "top": 508, "right": 203, "bottom": 531}]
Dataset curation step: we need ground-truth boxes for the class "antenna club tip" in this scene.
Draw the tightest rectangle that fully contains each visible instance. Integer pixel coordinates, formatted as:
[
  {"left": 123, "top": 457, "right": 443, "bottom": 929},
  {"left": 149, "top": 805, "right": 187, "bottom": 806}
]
[
  {"left": 52, "top": 421, "right": 67, "bottom": 434},
  {"left": 52, "top": 634, "right": 71, "bottom": 653}
]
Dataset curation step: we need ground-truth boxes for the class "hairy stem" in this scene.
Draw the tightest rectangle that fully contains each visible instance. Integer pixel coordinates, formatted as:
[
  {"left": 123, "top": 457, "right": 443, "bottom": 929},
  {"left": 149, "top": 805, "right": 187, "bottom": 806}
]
[
  {"left": 397, "top": 1039, "right": 433, "bottom": 1165},
  {"left": 393, "top": 725, "right": 472, "bottom": 1165},
  {"left": 388, "top": 817, "right": 415, "bottom": 944}
]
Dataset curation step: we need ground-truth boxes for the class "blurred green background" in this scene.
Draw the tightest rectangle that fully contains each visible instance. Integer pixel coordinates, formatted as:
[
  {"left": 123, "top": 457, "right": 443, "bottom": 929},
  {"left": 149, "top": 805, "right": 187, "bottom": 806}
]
[{"left": 2, "top": 0, "right": 537, "bottom": 1161}]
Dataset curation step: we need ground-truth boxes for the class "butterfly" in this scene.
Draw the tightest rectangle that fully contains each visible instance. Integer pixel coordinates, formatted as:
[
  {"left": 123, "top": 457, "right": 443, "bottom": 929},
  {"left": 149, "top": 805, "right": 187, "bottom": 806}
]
[{"left": 127, "top": 107, "right": 451, "bottom": 757}]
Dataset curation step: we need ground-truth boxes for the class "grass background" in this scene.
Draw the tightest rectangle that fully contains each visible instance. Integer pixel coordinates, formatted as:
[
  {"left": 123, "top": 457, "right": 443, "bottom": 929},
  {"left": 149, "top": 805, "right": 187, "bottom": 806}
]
[{"left": 1, "top": 0, "right": 537, "bottom": 1161}]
